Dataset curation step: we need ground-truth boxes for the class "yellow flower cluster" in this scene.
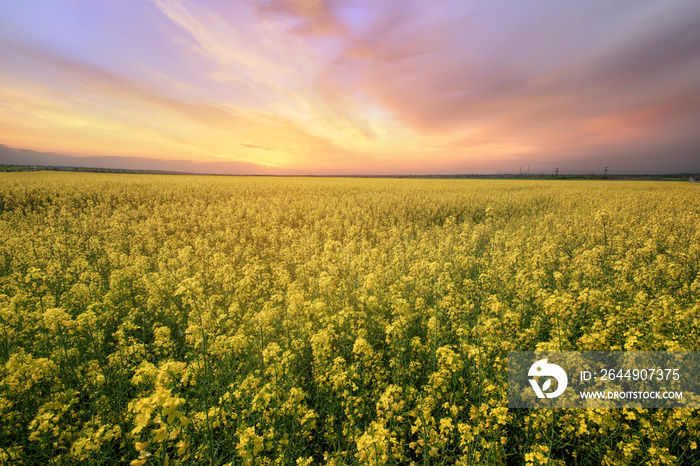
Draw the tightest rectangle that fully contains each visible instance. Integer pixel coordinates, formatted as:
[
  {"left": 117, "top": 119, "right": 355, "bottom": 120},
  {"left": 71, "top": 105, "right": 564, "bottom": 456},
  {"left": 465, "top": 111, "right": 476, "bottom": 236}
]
[{"left": 0, "top": 172, "right": 698, "bottom": 464}]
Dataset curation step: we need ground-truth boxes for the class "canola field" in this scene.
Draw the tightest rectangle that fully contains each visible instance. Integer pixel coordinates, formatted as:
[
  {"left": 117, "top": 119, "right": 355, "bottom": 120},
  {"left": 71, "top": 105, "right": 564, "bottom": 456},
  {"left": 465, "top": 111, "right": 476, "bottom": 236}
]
[{"left": 0, "top": 172, "right": 699, "bottom": 465}]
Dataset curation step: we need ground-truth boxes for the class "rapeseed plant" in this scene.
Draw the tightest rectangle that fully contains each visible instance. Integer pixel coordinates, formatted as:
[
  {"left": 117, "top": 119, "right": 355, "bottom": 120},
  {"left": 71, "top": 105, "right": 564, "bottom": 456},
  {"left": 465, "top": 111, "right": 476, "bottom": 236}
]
[{"left": 0, "top": 173, "right": 698, "bottom": 464}]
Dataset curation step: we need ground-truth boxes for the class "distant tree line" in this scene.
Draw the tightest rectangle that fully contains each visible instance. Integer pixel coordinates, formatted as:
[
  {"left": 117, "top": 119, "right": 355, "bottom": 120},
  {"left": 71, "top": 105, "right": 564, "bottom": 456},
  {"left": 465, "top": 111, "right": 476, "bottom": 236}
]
[
  {"left": 0, "top": 164, "right": 173, "bottom": 174},
  {"left": 1, "top": 164, "right": 698, "bottom": 180}
]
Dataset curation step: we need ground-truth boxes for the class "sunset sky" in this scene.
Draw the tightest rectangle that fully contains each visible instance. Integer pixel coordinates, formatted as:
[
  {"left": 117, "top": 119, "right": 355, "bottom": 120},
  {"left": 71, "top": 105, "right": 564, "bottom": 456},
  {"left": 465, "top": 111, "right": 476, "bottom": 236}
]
[{"left": 1, "top": 0, "right": 699, "bottom": 174}]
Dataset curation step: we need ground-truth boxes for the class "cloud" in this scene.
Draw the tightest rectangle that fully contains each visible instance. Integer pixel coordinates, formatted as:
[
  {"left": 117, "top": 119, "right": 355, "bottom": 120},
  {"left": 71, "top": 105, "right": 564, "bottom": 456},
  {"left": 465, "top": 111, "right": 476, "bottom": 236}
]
[
  {"left": 3, "top": 42, "right": 236, "bottom": 127},
  {"left": 0, "top": 37, "right": 365, "bottom": 169},
  {"left": 147, "top": 0, "right": 382, "bottom": 143},
  {"left": 0, "top": 144, "right": 277, "bottom": 174},
  {"left": 327, "top": 1, "right": 700, "bottom": 160},
  {"left": 240, "top": 143, "right": 273, "bottom": 151},
  {"left": 254, "top": 0, "right": 345, "bottom": 36}
]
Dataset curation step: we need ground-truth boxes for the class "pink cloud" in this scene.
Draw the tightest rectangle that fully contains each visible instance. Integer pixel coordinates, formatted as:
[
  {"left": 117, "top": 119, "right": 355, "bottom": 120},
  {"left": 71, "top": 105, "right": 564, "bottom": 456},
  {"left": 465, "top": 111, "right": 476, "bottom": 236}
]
[
  {"left": 254, "top": 0, "right": 345, "bottom": 36},
  {"left": 314, "top": 1, "right": 700, "bottom": 168}
]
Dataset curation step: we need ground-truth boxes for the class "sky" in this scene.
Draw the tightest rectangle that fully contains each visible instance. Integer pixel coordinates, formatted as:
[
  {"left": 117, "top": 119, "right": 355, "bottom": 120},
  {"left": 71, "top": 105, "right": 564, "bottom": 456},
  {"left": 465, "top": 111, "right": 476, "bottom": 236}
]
[{"left": 1, "top": 0, "right": 699, "bottom": 175}]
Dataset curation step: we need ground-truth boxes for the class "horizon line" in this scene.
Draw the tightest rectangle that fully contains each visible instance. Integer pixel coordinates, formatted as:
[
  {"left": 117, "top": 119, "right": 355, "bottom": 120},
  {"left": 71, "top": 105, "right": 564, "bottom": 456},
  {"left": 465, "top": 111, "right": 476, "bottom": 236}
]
[{"left": 2, "top": 163, "right": 699, "bottom": 179}]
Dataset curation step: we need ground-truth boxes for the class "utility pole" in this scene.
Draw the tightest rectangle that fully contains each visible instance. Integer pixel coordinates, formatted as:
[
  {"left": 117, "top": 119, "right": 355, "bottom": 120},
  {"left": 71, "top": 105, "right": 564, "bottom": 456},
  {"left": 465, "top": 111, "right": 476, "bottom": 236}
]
[
  {"left": 555, "top": 168, "right": 559, "bottom": 176},
  {"left": 604, "top": 167, "right": 608, "bottom": 176}
]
